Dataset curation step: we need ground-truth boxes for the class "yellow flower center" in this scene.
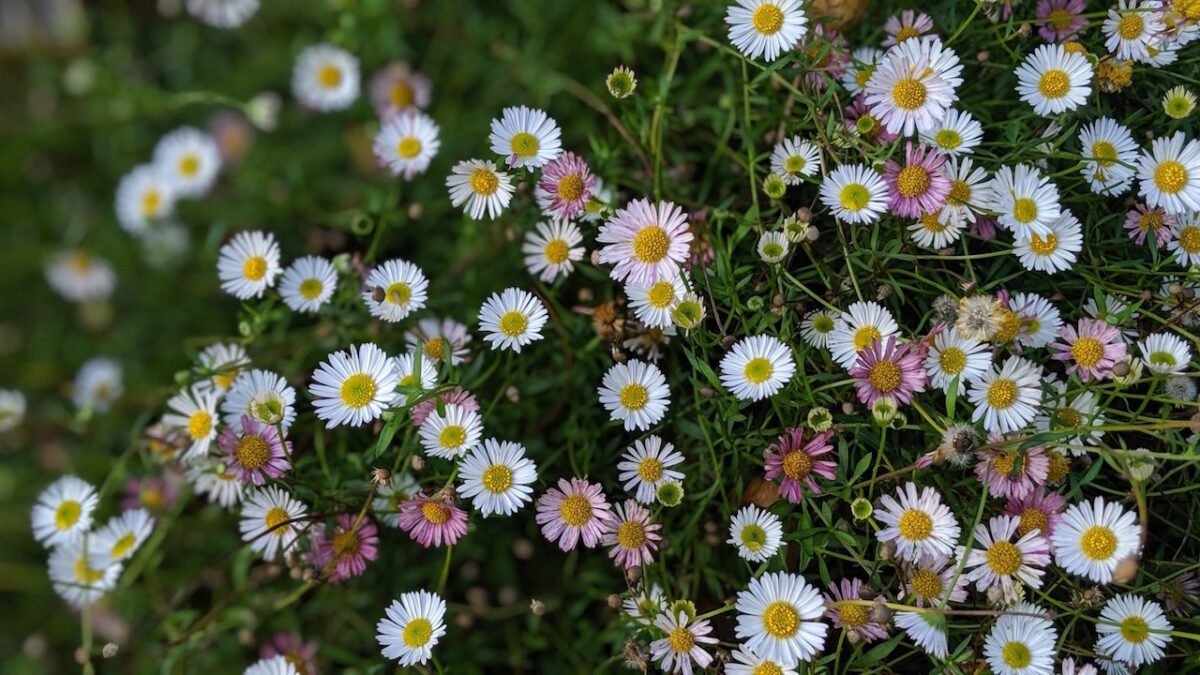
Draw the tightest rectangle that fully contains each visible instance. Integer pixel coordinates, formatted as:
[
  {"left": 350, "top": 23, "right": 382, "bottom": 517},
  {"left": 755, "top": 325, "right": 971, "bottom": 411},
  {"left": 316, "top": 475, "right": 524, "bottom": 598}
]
[
  {"left": 558, "top": 174, "right": 585, "bottom": 201},
  {"left": 986, "top": 540, "right": 1023, "bottom": 576},
  {"left": 236, "top": 434, "right": 271, "bottom": 469},
  {"left": 299, "top": 278, "right": 323, "bottom": 300},
  {"left": 1117, "top": 13, "right": 1145, "bottom": 39},
  {"left": 743, "top": 357, "right": 774, "bottom": 385},
  {"left": 632, "top": 226, "right": 670, "bottom": 263},
  {"left": 992, "top": 451, "right": 1022, "bottom": 477},
  {"left": 55, "top": 500, "right": 81, "bottom": 530},
  {"left": 141, "top": 189, "right": 161, "bottom": 216},
  {"left": 752, "top": 3, "right": 785, "bottom": 35},
  {"left": 543, "top": 239, "right": 570, "bottom": 264},
  {"left": 317, "top": 64, "right": 342, "bottom": 88},
  {"left": 1120, "top": 615, "right": 1150, "bottom": 644},
  {"left": 1002, "top": 641, "right": 1032, "bottom": 668},
  {"left": 896, "top": 165, "right": 932, "bottom": 198},
  {"left": 839, "top": 183, "right": 871, "bottom": 211},
  {"left": 868, "top": 360, "right": 902, "bottom": 393},
  {"left": 243, "top": 256, "right": 268, "bottom": 282},
  {"left": 1053, "top": 407, "right": 1083, "bottom": 429},
  {"left": 1139, "top": 210, "right": 1165, "bottom": 233},
  {"left": 470, "top": 168, "right": 499, "bottom": 196},
  {"left": 1029, "top": 233, "right": 1058, "bottom": 256},
  {"left": 214, "top": 368, "right": 240, "bottom": 390},
  {"left": 948, "top": 179, "right": 971, "bottom": 206},
  {"left": 619, "top": 383, "right": 649, "bottom": 410},
  {"left": 910, "top": 569, "right": 943, "bottom": 599},
  {"left": 332, "top": 528, "right": 361, "bottom": 558},
  {"left": 753, "top": 663, "right": 784, "bottom": 675},
  {"left": 1092, "top": 140, "right": 1117, "bottom": 168},
  {"left": 141, "top": 486, "right": 164, "bottom": 510},
  {"left": 178, "top": 153, "right": 200, "bottom": 177},
  {"left": 785, "top": 155, "right": 807, "bottom": 173},
  {"left": 422, "top": 501, "right": 451, "bottom": 525},
  {"left": 920, "top": 213, "right": 947, "bottom": 233},
  {"left": 482, "top": 464, "right": 513, "bottom": 493},
  {"left": 1155, "top": 160, "right": 1188, "bottom": 194},
  {"left": 1080, "top": 525, "right": 1118, "bottom": 560},
  {"left": 1049, "top": 8, "right": 1073, "bottom": 30},
  {"left": 390, "top": 81, "right": 414, "bottom": 108},
  {"left": 647, "top": 280, "right": 676, "bottom": 309},
  {"left": 187, "top": 410, "right": 213, "bottom": 440},
  {"left": 339, "top": 373, "right": 377, "bottom": 408},
  {"left": 1038, "top": 69, "right": 1071, "bottom": 98},
  {"left": 510, "top": 131, "right": 540, "bottom": 158},
  {"left": 839, "top": 602, "right": 870, "bottom": 628},
  {"left": 762, "top": 601, "right": 800, "bottom": 638},
  {"left": 1017, "top": 507, "right": 1049, "bottom": 537},
  {"left": 638, "top": 457, "right": 664, "bottom": 482},
  {"left": 939, "top": 347, "right": 966, "bottom": 375},
  {"left": 855, "top": 67, "right": 874, "bottom": 88},
  {"left": 1012, "top": 197, "right": 1038, "bottom": 224},
  {"left": 74, "top": 556, "right": 104, "bottom": 584},
  {"left": 853, "top": 325, "right": 882, "bottom": 351},
  {"left": 740, "top": 523, "right": 767, "bottom": 551},
  {"left": 439, "top": 425, "right": 466, "bottom": 450},
  {"left": 423, "top": 337, "right": 445, "bottom": 360},
  {"left": 265, "top": 506, "right": 290, "bottom": 532},
  {"left": 935, "top": 129, "right": 962, "bottom": 150},
  {"left": 498, "top": 310, "right": 528, "bottom": 337},
  {"left": 1179, "top": 225, "right": 1200, "bottom": 253},
  {"left": 111, "top": 532, "right": 137, "bottom": 559},
  {"left": 385, "top": 282, "right": 411, "bottom": 306},
  {"left": 403, "top": 618, "right": 433, "bottom": 648},
  {"left": 397, "top": 137, "right": 422, "bottom": 159},
  {"left": 617, "top": 520, "right": 647, "bottom": 549},
  {"left": 1046, "top": 450, "right": 1071, "bottom": 483},
  {"left": 995, "top": 311, "right": 1022, "bottom": 343},
  {"left": 895, "top": 26, "right": 920, "bottom": 42},
  {"left": 668, "top": 626, "right": 694, "bottom": 653},
  {"left": 986, "top": 379, "right": 1018, "bottom": 409},
  {"left": 892, "top": 78, "right": 928, "bottom": 110},
  {"left": 1071, "top": 336, "right": 1105, "bottom": 368},
  {"left": 782, "top": 449, "right": 812, "bottom": 480},
  {"left": 898, "top": 509, "right": 933, "bottom": 540},
  {"left": 559, "top": 494, "right": 593, "bottom": 527}
]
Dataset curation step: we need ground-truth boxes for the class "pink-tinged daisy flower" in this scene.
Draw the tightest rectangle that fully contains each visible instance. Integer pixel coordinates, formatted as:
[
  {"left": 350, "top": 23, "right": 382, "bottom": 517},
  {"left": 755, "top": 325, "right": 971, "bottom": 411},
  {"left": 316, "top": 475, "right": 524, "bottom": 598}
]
[
  {"left": 1037, "top": 0, "right": 1087, "bottom": 42},
  {"left": 367, "top": 62, "right": 431, "bottom": 117},
  {"left": 763, "top": 428, "right": 837, "bottom": 503},
  {"left": 973, "top": 439, "right": 1049, "bottom": 500},
  {"left": 217, "top": 414, "right": 291, "bottom": 486},
  {"left": 864, "top": 36, "right": 963, "bottom": 137},
  {"left": 844, "top": 95, "right": 898, "bottom": 146},
  {"left": 883, "top": 10, "right": 935, "bottom": 46},
  {"left": 1004, "top": 489, "right": 1067, "bottom": 538},
  {"left": 1051, "top": 319, "right": 1128, "bottom": 382},
  {"left": 260, "top": 632, "right": 318, "bottom": 675},
  {"left": 800, "top": 25, "right": 851, "bottom": 91},
  {"left": 596, "top": 198, "right": 693, "bottom": 285},
  {"left": 397, "top": 494, "right": 468, "bottom": 548},
  {"left": 649, "top": 611, "right": 716, "bottom": 675},
  {"left": 537, "top": 151, "right": 595, "bottom": 220},
  {"left": 824, "top": 578, "right": 889, "bottom": 643},
  {"left": 1124, "top": 203, "right": 1178, "bottom": 246},
  {"left": 899, "top": 554, "right": 969, "bottom": 606},
  {"left": 960, "top": 514, "right": 1051, "bottom": 594},
  {"left": 122, "top": 472, "right": 182, "bottom": 512},
  {"left": 884, "top": 143, "right": 950, "bottom": 218},
  {"left": 410, "top": 386, "right": 479, "bottom": 427},
  {"left": 850, "top": 336, "right": 927, "bottom": 406},
  {"left": 309, "top": 514, "right": 379, "bottom": 582},
  {"left": 534, "top": 477, "right": 613, "bottom": 551},
  {"left": 602, "top": 500, "right": 662, "bottom": 569}
]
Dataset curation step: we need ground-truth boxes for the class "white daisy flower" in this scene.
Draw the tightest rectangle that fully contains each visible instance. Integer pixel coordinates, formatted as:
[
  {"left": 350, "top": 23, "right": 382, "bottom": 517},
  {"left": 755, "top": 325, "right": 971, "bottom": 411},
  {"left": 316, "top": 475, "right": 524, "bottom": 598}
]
[
  {"left": 983, "top": 603, "right": 1057, "bottom": 675},
  {"left": 1169, "top": 211, "right": 1200, "bottom": 266},
  {"left": 373, "top": 110, "right": 440, "bottom": 180},
  {"left": 968, "top": 355, "right": 1044, "bottom": 433},
  {"left": 628, "top": 275, "right": 689, "bottom": 330},
  {"left": 292, "top": 43, "right": 360, "bottom": 112},
  {"left": 726, "top": 648, "right": 798, "bottom": 675},
  {"left": 938, "top": 155, "right": 992, "bottom": 227},
  {"left": 800, "top": 309, "right": 839, "bottom": 349},
  {"left": 919, "top": 108, "right": 984, "bottom": 157},
  {"left": 596, "top": 198, "right": 693, "bottom": 285},
  {"left": 819, "top": 163, "right": 888, "bottom": 225},
  {"left": 115, "top": 164, "right": 175, "bottom": 235},
  {"left": 185, "top": 0, "right": 260, "bottom": 28},
  {"left": 598, "top": 359, "right": 670, "bottom": 431},
  {"left": 895, "top": 610, "right": 948, "bottom": 658},
  {"left": 239, "top": 485, "right": 307, "bottom": 561},
  {"left": 623, "top": 584, "right": 667, "bottom": 625},
  {"left": 1035, "top": 382, "right": 1104, "bottom": 454},
  {"left": 1083, "top": 294, "right": 1138, "bottom": 339},
  {"left": 719, "top": 335, "right": 796, "bottom": 401},
  {"left": 446, "top": 159, "right": 515, "bottom": 220},
  {"left": 960, "top": 515, "right": 1051, "bottom": 593},
  {"left": 1013, "top": 210, "right": 1083, "bottom": 274},
  {"left": 47, "top": 538, "right": 119, "bottom": 606},
  {"left": 522, "top": 220, "right": 585, "bottom": 283},
  {"left": 278, "top": 255, "right": 337, "bottom": 313},
  {"left": 988, "top": 164, "right": 1062, "bottom": 239},
  {"left": 909, "top": 210, "right": 966, "bottom": 249},
  {"left": 72, "top": 357, "right": 123, "bottom": 413},
  {"left": 309, "top": 343, "right": 400, "bottom": 428},
  {"left": 0, "top": 388, "right": 26, "bottom": 432},
  {"left": 161, "top": 386, "right": 221, "bottom": 460},
  {"left": 478, "top": 287, "right": 549, "bottom": 353},
  {"left": 45, "top": 250, "right": 116, "bottom": 303},
  {"left": 405, "top": 317, "right": 473, "bottom": 366},
  {"left": 372, "top": 473, "right": 420, "bottom": 527},
  {"left": 1139, "top": 332, "right": 1192, "bottom": 374},
  {"left": 94, "top": 508, "right": 153, "bottom": 562},
  {"left": 363, "top": 258, "right": 429, "bottom": 323},
  {"left": 195, "top": 342, "right": 250, "bottom": 393},
  {"left": 186, "top": 458, "right": 246, "bottom": 509},
  {"left": 925, "top": 328, "right": 991, "bottom": 394},
  {"left": 417, "top": 403, "right": 484, "bottom": 460},
  {"left": 221, "top": 369, "right": 297, "bottom": 430},
  {"left": 649, "top": 611, "right": 717, "bottom": 674},
  {"left": 458, "top": 438, "right": 538, "bottom": 517},
  {"left": 734, "top": 571, "right": 827, "bottom": 665},
  {"left": 841, "top": 47, "right": 885, "bottom": 96},
  {"left": 488, "top": 105, "right": 562, "bottom": 169},
  {"left": 1079, "top": 118, "right": 1139, "bottom": 196},
  {"left": 827, "top": 301, "right": 900, "bottom": 369},
  {"left": 244, "top": 656, "right": 298, "bottom": 675},
  {"left": 1137, "top": 132, "right": 1200, "bottom": 215},
  {"left": 1103, "top": 0, "right": 1166, "bottom": 62},
  {"left": 1014, "top": 43, "right": 1093, "bottom": 116},
  {"left": 152, "top": 127, "right": 222, "bottom": 198},
  {"left": 757, "top": 231, "right": 790, "bottom": 264},
  {"left": 217, "top": 230, "right": 281, "bottom": 300},
  {"left": 31, "top": 475, "right": 98, "bottom": 548},
  {"left": 377, "top": 590, "right": 447, "bottom": 667},
  {"left": 1095, "top": 595, "right": 1172, "bottom": 668},
  {"left": 1011, "top": 292, "right": 1062, "bottom": 349},
  {"left": 770, "top": 136, "right": 821, "bottom": 185},
  {"left": 623, "top": 323, "right": 676, "bottom": 362},
  {"left": 617, "top": 435, "right": 685, "bottom": 504},
  {"left": 863, "top": 36, "right": 964, "bottom": 136},
  {"left": 1051, "top": 497, "right": 1140, "bottom": 584},
  {"left": 728, "top": 504, "right": 784, "bottom": 562},
  {"left": 393, "top": 352, "right": 438, "bottom": 391},
  {"left": 725, "top": 0, "right": 808, "bottom": 62},
  {"left": 876, "top": 482, "right": 961, "bottom": 564}
]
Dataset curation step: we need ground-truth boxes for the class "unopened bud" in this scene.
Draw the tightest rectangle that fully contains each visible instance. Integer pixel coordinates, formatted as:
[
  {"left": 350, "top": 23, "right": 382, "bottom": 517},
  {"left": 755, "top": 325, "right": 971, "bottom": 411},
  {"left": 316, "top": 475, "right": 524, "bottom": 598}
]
[
  {"left": 371, "top": 467, "right": 391, "bottom": 487},
  {"left": 607, "top": 594, "right": 623, "bottom": 609},
  {"left": 102, "top": 643, "right": 118, "bottom": 659},
  {"left": 410, "top": 455, "right": 426, "bottom": 471},
  {"left": 1112, "top": 556, "right": 1139, "bottom": 584},
  {"left": 372, "top": 286, "right": 386, "bottom": 303},
  {"left": 871, "top": 602, "right": 891, "bottom": 625},
  {"left": 530, "top": 598, "right": 546, "bottom": 616}
]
